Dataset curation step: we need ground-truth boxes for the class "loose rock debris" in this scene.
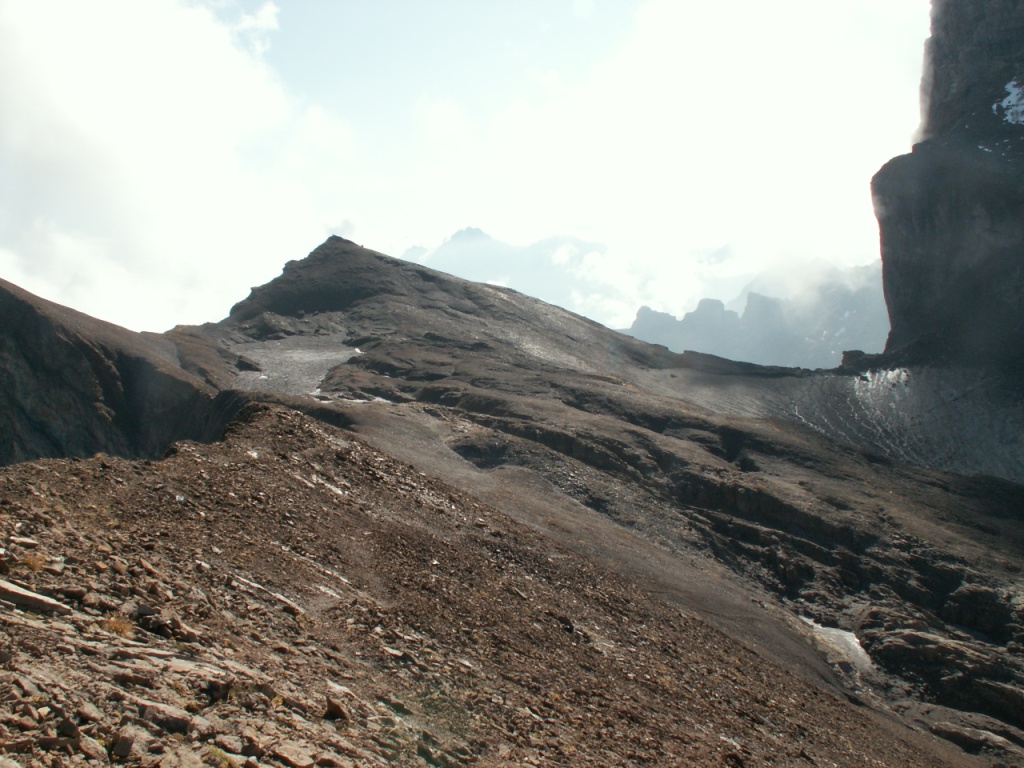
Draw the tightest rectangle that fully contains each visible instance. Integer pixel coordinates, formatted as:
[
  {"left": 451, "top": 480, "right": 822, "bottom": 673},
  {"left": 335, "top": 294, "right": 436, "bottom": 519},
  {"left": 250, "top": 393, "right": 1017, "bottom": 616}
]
[{"left": 0, "top": 404, "right": 982, "bottom": 766}]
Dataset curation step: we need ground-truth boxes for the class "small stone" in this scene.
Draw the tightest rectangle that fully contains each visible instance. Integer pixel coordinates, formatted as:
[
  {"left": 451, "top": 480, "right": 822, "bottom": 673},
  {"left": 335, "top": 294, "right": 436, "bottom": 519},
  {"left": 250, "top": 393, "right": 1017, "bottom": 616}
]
[
  {"left": 214, "top": 734, "right": 244, "bottom": 754},
  {"left": 240, "top": 727, "right": 265, "bottom": 757},
  {"left": 189, "top": 714, "right": 214, "bottom": 740},
  {"left": 77, "top": 734, "right": 107, "bottom": 761},
  {"left": 111, "top": 727, "right": 138, "bottom": 758},
  {"left": 139, "top": 700, "right": 193, "bottom": 734},
  {"left": 171, "top": 617, "right": 201, "bottom": 643},
  {"left": 76, "top": 701, "right": 104, "bottom": 723},
  {"left": 11, "top": 716, "right": 36, "bottom": 731},
  {"left": 272, "top": 743, "right": 316, "bottom": 768},
  {"left": 37, "top": 734, "right": 75, "bottom": 751},
  {"left": 13, "top": 676, "right": 42, "bottom": 697},
  {"left": 324, "top": 695, "right": 351, "bottom": 722},
  {"left": 57, "top": 584, "right": 88, "bottom": 600},
  {"left": 57, "top": 717, "right": 79, "bottom": 737},
  {"left": 9, "top": 536, "right": 39, "bottom": 549},
  {"left": 0, "top": 579, "right": 72, "bottom": 615}
]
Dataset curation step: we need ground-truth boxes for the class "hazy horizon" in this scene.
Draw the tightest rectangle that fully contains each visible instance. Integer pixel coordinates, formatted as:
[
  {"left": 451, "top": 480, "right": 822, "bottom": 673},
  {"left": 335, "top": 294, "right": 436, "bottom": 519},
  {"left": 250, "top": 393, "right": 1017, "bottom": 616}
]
[{"left": 0, "top": 0, "right": 930, "bottom": 332}]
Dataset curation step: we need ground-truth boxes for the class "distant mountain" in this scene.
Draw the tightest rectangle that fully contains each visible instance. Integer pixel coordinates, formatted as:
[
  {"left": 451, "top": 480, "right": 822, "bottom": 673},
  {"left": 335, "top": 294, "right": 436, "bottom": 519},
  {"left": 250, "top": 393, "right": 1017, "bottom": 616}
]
[
  {"left": 402, "top": 227, "right": 626, "bottom": 320},
  {"left": 626, "top": 262, "right": 889, "bottom": 369}
]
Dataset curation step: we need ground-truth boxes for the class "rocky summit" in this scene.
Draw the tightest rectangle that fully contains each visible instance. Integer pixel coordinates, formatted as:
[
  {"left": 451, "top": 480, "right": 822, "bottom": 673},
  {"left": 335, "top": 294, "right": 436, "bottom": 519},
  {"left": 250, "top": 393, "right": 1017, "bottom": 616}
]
[
  {"left": 873, "top": 0, "right": 1024, "bottom": 363},
  {"left": 2, "top": 1, "right": 1024, "bottom": 767}
]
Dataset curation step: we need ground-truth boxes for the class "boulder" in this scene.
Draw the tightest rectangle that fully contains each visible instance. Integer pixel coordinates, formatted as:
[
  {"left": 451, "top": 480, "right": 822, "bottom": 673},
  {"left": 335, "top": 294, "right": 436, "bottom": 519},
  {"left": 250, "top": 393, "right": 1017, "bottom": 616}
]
[{"left": 942, "top": 583, "right": 1012, "bottom": 637}]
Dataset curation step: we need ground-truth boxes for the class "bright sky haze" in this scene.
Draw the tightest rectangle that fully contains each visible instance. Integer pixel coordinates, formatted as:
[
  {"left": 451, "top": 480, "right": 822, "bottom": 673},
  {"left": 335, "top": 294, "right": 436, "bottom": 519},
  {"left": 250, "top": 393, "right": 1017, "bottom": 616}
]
[{"left": 0, "top": 0, "right": 931, "bottom": 332}]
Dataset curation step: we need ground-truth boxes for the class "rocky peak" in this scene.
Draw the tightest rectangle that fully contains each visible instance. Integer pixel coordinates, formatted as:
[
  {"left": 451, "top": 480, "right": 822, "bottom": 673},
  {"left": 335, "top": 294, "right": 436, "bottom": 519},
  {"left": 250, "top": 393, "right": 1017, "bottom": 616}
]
[
  {"left": 873, "top": 0, "right": 1024, "bottom": 364},
  {"left": 445, "top": 226, "right": 491, "bottom": 244},
  {"left": 920, "top": 0, "right": 1024, "bottom": 140},
  {"left": 227, "top": 237, "right": 401, "bottom": 323}
]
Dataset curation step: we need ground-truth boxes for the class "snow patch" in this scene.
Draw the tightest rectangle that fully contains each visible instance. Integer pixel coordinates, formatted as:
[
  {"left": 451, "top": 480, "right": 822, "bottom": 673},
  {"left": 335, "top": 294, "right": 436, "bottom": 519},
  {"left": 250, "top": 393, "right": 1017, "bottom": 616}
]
[
  {"left": 801, "top": 617, "right": 874, "bottom": 674},
  {"left": 994, "top": 79, "right": 1024, "bottom": 125}
]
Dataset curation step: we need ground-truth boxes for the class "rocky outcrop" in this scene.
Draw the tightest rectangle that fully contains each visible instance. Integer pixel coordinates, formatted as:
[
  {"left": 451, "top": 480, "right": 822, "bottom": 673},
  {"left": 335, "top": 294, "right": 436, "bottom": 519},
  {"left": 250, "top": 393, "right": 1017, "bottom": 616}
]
[
  {"left": 225, "top": 236, "right": 503, "bottom": 326},
  {"left": 873, "top": 139, "right": 1024, "bottom": 362},
  {"left": 918, "top": 0, "right": 1024, "bottom": 141},
  {"left": 872, "top": 0, "right": 1024, "bottom": 363},
  {"left": 0, "top": 279, "right": 242, "bottom": 466}
]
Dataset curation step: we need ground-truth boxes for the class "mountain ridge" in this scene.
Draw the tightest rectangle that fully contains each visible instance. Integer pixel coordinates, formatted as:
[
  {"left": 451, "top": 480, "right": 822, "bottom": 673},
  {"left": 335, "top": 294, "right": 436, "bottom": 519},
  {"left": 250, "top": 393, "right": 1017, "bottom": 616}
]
[
  {"left": 1, "top": 234, "right": 1023, "bottom": 766},
  {"left": 3, "top": 0, "right": 1024, "bottom": 763},
  {"left": 624, "top": 261, "right": 889, "bottom": 370}
]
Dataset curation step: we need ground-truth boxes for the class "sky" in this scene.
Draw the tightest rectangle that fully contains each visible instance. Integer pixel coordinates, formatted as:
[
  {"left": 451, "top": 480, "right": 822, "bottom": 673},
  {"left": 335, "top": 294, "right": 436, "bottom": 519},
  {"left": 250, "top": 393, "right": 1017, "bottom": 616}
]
[{"left": 0, "top": 0, "right": 932, "bottom": 332}]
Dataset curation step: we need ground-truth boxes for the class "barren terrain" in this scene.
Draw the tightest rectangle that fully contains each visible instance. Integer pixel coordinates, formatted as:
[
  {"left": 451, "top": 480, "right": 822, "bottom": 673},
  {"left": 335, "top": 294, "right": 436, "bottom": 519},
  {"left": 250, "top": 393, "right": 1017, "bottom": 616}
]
[
  {"left": 2, "top": 238, "right": 1023, "bottom": 766},
  {"left": 0, "top": 404, "right": 985, "bottom": 767}
]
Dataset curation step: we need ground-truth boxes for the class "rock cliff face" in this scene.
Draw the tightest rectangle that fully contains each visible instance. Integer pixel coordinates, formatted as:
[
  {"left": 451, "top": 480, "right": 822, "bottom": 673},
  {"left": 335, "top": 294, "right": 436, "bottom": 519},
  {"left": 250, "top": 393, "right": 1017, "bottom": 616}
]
[
  {"left": 872, "top": 0, "right": 1024, "bottom": 362},
  {"left": 919, "top": 0, "right": 1024, "bottom": 141},
  {"left": 0, "top": 279, "right": 241, "bottom": 465}
]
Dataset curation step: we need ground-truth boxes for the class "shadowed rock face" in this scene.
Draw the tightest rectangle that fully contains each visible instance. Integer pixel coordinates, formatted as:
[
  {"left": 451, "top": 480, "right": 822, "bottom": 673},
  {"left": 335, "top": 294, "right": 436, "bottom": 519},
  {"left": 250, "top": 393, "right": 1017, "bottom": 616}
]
[
  {"left": 873, "top": 0, "right": 1024, "bottom": 363},
  {"left": 0, "top": 279, "right": 243, "bottom": 465},
  {"left": 919, "top": 0, "right": 1024, "bottom": 141},
  {"left": 874, "top": 137, "right": 1024, "bottom": 362}
]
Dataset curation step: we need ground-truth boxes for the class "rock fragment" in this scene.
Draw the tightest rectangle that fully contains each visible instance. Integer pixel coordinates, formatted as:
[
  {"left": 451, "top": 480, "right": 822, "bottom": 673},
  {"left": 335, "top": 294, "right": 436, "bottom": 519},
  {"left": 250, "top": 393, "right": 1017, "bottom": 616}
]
[
  {"left": 271, "top": 742, "right": 316, "bottom": 768},
  {"left": 0, "top": 579, "right": 72, "bottom": 614}
]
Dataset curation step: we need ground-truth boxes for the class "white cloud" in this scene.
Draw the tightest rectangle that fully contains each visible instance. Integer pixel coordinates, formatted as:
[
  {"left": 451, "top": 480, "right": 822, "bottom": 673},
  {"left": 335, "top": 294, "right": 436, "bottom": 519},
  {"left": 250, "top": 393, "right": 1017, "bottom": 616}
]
[
  {"left": 384, "top": 0, "right": 928, "bottom": 325},
  {"left": 572, "top": 0, "right": 595, "bottom": 21},
  {"left": 417, "top": 97, "right": 470, "bottom": 146},
  {"left": 0, "top": 0, "right": 930, "bottom": 332},
  {"left": 0, "top": 0, "right": 355, "bottom": 331},
  {"left": 236, "top": 1, "right": 279, "bottom": 55}
]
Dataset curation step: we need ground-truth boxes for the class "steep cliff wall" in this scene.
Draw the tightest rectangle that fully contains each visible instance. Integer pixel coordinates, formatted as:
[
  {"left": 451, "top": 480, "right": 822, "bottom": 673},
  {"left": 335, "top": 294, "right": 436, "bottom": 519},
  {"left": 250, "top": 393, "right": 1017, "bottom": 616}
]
[
  {"left": 919, "top": 0, "right": 1024, "bottom": 141},
  {"left": 873, "top": 0, "right": 1024, "bottom": 363},
  {"left": 0, "top": 279, "right": 240, "bottom": 465}
]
